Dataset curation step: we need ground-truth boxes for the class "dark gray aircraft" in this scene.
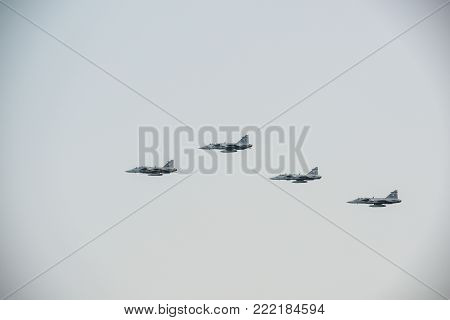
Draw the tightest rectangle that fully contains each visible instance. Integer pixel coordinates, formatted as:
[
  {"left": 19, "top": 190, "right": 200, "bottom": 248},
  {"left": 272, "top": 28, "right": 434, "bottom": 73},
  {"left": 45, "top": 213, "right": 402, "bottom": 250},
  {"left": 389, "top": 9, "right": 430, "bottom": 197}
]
[
  {"left": 126, "top": 160, "right": 177, "bottom": 176},
  {"left": 347, "top": 190, "right": 401, "bottom": 207},
  {"left": 270, "top": 167, "right": 321, "bottom": 183},
  {"left": 199, "top": 135, "right": 252, "bottom": 153}
]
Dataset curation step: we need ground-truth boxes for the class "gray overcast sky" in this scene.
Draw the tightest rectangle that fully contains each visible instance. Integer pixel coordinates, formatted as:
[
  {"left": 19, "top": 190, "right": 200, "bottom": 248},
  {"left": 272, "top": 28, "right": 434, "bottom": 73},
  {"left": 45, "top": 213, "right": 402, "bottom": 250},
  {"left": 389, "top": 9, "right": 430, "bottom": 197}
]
[{"left": 1, "top": 0, "right": 449, "bottom": 299}]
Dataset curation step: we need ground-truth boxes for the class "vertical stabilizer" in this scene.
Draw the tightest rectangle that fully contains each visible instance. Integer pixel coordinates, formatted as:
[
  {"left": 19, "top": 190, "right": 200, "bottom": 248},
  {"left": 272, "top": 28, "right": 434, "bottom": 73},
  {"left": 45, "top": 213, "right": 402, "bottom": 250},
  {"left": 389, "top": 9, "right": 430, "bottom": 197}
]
[
  {"left": 307, "top": 167, "right": 318, "bottom": 176},
  {"left": 386, "top": 190, "right": 398, "bottom": 199},
  {"left": 236, "top": 135, "right": 249, "bottom": 146},
  {"left": 163, "top": 160, "right": 174, "bottom": 168}
]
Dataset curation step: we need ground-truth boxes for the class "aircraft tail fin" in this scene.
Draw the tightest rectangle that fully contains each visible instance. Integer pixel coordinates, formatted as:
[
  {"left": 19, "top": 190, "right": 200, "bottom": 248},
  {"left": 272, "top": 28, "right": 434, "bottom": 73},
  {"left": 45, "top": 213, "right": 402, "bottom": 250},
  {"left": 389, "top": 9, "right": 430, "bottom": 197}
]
[
  {"left": 386, "top": 190, "right": 398, "bottom": 199},
  {"left": 163, "top": 160, "right": 174, "bottom": 168},
  {"left": 236, "top": 135, "right": 249, "bottom": 146},
  {"left": 307, "top": 167, "right": 318, "bottom": 176}
]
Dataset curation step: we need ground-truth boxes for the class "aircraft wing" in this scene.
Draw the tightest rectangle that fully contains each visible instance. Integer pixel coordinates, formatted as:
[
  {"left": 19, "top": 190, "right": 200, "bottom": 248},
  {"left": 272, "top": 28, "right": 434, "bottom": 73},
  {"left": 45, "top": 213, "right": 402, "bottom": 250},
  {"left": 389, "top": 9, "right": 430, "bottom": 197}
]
[{"left": 224, "top": 143, "right": 237, "bottom": 150}]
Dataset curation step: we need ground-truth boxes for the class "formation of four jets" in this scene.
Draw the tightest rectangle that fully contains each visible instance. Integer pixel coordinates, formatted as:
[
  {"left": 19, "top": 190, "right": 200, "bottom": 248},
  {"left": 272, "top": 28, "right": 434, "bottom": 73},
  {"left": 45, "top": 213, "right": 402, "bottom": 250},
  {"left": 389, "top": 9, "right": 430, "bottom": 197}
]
[{"left": 127, "top": 135, "right": 401, "bottom": 207}]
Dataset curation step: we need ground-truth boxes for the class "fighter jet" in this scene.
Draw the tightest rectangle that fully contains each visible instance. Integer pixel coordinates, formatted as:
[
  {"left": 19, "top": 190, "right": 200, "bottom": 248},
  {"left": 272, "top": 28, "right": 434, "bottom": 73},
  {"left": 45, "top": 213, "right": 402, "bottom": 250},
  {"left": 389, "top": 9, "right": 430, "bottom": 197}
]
[
  {"left": 126, "top": 160, "right": 177, "bottom": 176},
  {"left": 270, "top": 167, "right": 321, "bottom": 183},
  {"left": 347, "top": 190, "right": 401, "bottom": 207},
  {"left": 199, "top": 135, "right": 252, "bottom": 153}
]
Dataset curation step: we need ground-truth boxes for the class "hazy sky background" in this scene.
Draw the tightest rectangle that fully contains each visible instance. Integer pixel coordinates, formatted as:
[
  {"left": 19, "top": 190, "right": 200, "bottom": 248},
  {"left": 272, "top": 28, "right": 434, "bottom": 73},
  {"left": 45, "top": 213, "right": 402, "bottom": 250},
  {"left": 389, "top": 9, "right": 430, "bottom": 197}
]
[{"left": 1, "top": 0, "right": 449, "bottom": 299}]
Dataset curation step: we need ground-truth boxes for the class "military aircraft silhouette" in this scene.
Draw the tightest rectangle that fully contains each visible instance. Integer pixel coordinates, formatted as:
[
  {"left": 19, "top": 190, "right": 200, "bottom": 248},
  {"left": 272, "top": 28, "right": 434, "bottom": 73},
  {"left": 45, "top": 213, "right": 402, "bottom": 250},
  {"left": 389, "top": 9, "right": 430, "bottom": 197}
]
[
  {"left": 347, "top": 190, "right": 401, "bottom": 207},
  {"left": 270, "top": 167, "right": 321, "bottom": 183},
  {"left": 199, "top": 135, "right": 252, "bottom": 153},
  {"left": 126, "top": 160, "right": 177, "bottom": 176}
]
